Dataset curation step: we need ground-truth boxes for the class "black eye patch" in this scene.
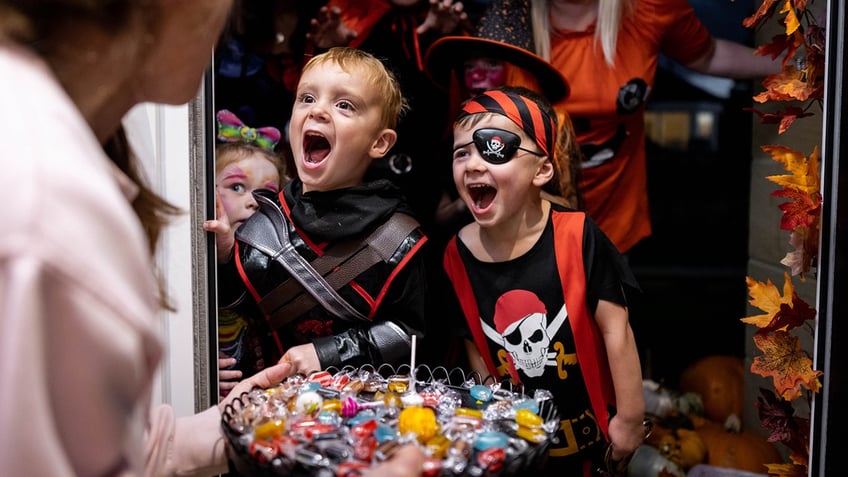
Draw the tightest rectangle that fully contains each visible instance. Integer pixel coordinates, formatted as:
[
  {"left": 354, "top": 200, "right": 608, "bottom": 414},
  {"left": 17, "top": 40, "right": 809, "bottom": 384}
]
[{"left": 456, "top": 128, "right": 545, "bottom": 165}]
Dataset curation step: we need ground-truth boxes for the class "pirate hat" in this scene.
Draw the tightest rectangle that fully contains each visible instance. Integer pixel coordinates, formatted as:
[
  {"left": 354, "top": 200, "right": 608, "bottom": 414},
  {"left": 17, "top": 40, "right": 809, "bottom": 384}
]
[{"left": 424, "top": 0, "right": 569, "bottom": 102}]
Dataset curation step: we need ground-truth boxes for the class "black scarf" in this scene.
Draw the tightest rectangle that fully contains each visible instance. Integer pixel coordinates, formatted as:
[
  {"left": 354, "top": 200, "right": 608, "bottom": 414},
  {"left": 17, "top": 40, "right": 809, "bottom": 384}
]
[{"left": 284, "top": 178, "right": 411, "bottom": 243}]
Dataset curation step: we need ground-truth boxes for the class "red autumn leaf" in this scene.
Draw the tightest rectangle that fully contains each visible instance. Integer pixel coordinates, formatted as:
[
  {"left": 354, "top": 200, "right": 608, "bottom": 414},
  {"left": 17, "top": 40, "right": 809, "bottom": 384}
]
[
  {"left": 756, "top": 387, "right": 810, "bottom": 460},
  {"left": 743, "top": 273, "right": 795, "bottom": 328},
  {"left": 751, "top": 331, "right": 822, "bottom": 401},
  {"left": 754, "top": 33, "right": 798, "bottom": 64},
  {"left": 746, "top": 106, "right": 814, "bottom": 134},
  {"left": 764, "top": 295, "right": 816, "bottom": 332},
  {"left": 772, "top": 188, "right": 821, "bottom": 229}
]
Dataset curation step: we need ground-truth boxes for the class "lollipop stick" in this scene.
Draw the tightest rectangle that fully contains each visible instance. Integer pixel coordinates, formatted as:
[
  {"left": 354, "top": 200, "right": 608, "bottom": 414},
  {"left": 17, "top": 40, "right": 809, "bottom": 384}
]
[{"left": 409, "top": 334, "right": 417, "bottom": 393}]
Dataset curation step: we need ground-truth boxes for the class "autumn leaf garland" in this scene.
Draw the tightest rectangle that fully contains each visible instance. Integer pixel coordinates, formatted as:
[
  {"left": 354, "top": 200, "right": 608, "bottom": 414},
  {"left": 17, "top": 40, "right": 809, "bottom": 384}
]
[{"left": 740, "top": 1, "right": 823, "bottom": 476}]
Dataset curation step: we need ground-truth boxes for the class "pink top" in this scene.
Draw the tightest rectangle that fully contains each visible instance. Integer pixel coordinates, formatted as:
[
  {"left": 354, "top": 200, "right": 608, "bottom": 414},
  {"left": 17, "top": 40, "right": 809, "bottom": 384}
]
[{"left": 0, "top": 45, "right": 228, "bottom": 476}]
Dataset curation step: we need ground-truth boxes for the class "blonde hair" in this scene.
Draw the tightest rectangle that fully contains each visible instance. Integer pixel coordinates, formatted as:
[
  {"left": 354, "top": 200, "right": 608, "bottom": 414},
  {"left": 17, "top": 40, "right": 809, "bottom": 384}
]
[
  {"left": 531, "top": 0, "right": 635, "bottom": 67},
  {"left": 215, "top": 142, "right": 287, "bottom": 187},
  {"left": 301, "top": 47, "right": 408, "bottom": 130}
]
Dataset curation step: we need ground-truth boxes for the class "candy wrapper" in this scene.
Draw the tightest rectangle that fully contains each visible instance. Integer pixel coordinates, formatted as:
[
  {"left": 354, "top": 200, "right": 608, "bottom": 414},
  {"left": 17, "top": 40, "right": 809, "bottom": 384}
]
[{"left": 221, "top": 364, "right": 559, "bottom": 477}]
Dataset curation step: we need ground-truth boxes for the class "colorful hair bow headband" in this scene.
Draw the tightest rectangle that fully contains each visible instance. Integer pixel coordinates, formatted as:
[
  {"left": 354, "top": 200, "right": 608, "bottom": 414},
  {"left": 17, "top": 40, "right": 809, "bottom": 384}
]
[{"left": 216, "top": 109, "right": 282, "bottom": 151}]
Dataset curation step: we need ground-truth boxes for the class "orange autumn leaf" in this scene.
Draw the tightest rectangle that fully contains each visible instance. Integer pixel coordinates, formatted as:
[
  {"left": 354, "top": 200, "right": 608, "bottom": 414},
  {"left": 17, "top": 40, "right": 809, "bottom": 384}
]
[
  {"left": 763, "top": 462, "right": 808, "bottom": 477},
  {"left": 754, "top": 64, "right": 818, "bottom": 103},
  {"left": 779, "top": 0, "right": 801, "bottom": 35},
  {"left": 743, "top": 273, "right": 795, "bottom": 328},
  {"left": 751, "top": 331, "right": 822, "bottom": 401},
  {"left": 764, "top": 145, "right": 820, "bottom": 194}
]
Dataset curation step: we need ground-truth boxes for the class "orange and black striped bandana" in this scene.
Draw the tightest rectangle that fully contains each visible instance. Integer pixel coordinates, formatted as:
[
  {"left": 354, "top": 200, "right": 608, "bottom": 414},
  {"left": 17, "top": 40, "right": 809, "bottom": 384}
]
[{"left": 457, "top": 89, "right": 556, "bottom": 158}]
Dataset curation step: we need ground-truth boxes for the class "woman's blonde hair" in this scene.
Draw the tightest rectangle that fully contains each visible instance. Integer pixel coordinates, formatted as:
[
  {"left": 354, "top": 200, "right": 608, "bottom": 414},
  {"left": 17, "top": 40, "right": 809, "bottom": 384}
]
[
  {"left": 301, "top": 47, "right": 409, "bottom": 130},
  {"left": 531, "top": 0, "right": 635, "bottom": 67}
]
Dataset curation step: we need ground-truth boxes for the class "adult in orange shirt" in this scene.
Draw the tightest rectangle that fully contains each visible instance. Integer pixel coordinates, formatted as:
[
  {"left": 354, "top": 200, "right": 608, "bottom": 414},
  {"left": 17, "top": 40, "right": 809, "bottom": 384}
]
[{"left": 528, "top": 0, "right": 781, "bottom": 253}]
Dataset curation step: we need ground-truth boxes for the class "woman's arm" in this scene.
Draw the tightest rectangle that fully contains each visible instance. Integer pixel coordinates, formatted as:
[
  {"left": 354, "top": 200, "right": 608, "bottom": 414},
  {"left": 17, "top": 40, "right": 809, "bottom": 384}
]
[{"left": 686, "top": 37, "right": 782, "bottom": 79}]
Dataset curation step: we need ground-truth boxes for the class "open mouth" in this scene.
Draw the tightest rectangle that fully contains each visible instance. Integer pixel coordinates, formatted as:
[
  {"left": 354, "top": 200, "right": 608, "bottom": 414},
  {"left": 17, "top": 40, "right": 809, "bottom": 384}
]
[
  {"left": 467, "top": 183, "right": 496, "bottom": 211},
  {"left": 303, "top": 133, "right": 330, "bottom": 164}
]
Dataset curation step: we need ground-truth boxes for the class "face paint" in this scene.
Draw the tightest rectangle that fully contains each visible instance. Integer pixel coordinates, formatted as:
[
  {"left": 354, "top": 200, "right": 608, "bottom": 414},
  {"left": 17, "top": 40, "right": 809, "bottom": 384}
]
[{"left": 455, "top": 128, "right": 545, "bottom": 165}]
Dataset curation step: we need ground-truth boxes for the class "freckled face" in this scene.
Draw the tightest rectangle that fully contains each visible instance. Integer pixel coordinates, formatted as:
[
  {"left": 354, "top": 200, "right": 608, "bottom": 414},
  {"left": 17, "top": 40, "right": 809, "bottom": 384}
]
[
  {"left": 215, "top": 153, "right": 280, "bottom": 227},
  {"left": 463, "top": 57, "right": 506, "bottom": 97}
]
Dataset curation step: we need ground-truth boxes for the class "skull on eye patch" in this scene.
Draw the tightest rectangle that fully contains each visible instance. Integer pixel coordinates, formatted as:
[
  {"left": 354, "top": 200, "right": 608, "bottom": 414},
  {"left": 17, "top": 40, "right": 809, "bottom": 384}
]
[{"left": 459, "top": 128, "right": 545, "bottom": 165}]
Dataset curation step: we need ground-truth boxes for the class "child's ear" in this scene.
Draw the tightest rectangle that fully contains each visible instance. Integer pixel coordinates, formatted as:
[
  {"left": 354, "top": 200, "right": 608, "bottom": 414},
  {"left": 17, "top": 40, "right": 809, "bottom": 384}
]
[
  {"left": 369, "top": 129, "right": 398, "bottom": 159},
  {"left": 533, "top": 158, "right": 555, "bottom": 187}
]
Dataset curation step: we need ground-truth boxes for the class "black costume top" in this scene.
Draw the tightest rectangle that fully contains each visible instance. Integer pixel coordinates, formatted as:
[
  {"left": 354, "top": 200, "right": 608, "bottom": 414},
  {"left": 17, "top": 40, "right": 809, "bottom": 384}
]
[{"left": 218, "top": 178, "right": 429, "bottom": 371}]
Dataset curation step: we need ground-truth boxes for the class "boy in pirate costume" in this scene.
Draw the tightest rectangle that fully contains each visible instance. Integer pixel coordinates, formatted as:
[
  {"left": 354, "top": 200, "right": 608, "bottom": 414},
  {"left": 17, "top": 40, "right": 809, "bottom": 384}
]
[
  {"left": 443, "top": 86, "right": 646, "bottom": 476},
  {"left": 213, "top": 47, "right": 428, "bottom": 378}
]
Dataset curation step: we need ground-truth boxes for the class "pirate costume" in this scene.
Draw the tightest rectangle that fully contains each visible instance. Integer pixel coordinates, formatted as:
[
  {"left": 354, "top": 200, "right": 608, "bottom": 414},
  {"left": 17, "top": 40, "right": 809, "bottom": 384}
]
[{"left": 218, "top": 177, "right": 429, "bottom": 373}]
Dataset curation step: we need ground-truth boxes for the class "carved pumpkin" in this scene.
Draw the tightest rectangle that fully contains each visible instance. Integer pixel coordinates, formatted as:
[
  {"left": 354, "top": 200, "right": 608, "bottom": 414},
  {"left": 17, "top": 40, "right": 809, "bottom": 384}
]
[
  {"left": 679, "top": 355, "right": 745, "bottom": 423},
  {"left": 690, "top": 415, "right": 783, "bottom": 473}
]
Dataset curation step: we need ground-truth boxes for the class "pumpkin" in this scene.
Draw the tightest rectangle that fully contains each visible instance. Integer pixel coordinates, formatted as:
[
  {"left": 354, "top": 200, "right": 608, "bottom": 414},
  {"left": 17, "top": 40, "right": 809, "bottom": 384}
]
[
  {"left": 690, "top": 415, "right": 783, "bottom": 473},
  {"left": 654, "top": 428, "right": 707, "bottom": 470},
  {"left": 679, "top": 355, "right": 745, "bottom": 423}
]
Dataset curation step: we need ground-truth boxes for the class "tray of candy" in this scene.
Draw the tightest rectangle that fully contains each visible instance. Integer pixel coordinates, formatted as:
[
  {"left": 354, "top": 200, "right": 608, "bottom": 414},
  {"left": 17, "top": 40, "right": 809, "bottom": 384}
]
[{"left": 221, "top": 364, "right": 559, "bottom": 476}]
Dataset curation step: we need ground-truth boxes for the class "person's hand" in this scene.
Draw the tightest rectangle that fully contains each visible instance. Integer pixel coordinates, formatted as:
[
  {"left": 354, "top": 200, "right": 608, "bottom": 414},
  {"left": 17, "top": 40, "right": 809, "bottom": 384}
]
[
  {"left": 280, "top": 343, "right": 321, "bottom": 375},
  {"left": 363, "top": 444, "right": 425, "bottom": 477},
  {"left": 416, "top": 0, "right": 470, "bottom": 36},
  {"left": 218, "top": 361, "right": 294, "bottom": 411},
  {"left": 606, "top": 414, "right": 648, "bottom": 461},
  {"left": 306, "top": 5, "right": 358, "bottom": 49},
  {"left": 217, "top": 352, "right": 242, "bottom": 399},
  {"left": 202, "top": 193, "right": 235, "bottom": 263}
]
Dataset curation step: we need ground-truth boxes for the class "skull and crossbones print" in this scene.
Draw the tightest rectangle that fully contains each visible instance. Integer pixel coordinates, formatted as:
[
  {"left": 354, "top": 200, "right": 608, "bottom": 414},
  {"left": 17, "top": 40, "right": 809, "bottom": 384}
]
[{"left": 481, "top": 289, "right": 570, "bottom": 378}]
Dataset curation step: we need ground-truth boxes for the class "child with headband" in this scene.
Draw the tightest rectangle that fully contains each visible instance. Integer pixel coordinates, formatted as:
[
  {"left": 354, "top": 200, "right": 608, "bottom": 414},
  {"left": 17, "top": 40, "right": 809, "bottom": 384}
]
[
  {"left": 205, "top": 109, "right": 288, "bottom": 398},
  {"left": 443, "top": 86, "right": 647, "bottom": 476}
]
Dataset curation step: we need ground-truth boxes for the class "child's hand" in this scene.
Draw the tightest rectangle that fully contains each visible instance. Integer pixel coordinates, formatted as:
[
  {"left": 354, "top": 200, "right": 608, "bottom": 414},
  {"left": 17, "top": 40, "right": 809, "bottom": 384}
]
[
  {"left": 218, "top": 352, "right": 242, "bottom": 399},
  {"left": 218, "top": 361, "right": 294, "bottom": 412},
  {"left": 202, "top": 193, "right": 235, "bottom": 263},
  {"left": 416, "top": 0, "right": 470, "bottom": 36},
  {"left": 606, "top": 414, "right": 648, "bottom": 462},
  {"left": 280, "top": 344, "right": 321, "bottom": 375},
  {"left": 306, "top": 5, "right": 358, "bottom": 49}
]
